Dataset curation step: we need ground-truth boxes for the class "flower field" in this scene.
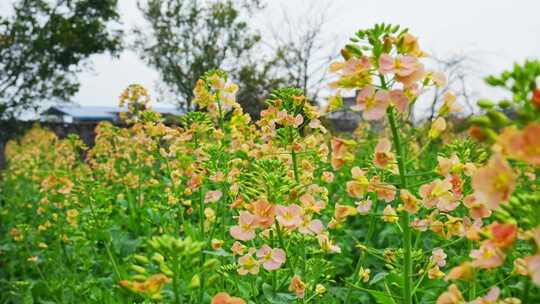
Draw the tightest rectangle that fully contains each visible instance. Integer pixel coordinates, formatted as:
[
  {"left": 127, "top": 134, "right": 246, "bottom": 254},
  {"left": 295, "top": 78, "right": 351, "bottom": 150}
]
[{"left": 1, "top": 24, "right": 539, "bottom": 304}]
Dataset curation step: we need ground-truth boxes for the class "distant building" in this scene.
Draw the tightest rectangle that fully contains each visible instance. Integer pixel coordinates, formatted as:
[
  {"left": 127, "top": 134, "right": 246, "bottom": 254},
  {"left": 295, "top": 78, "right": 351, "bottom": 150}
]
[
  {"left": 326, "top": 96, "right": 363, "bottom": 132},
  {"left": 40, "top": 105, "right": 184, "bottom": 124}
]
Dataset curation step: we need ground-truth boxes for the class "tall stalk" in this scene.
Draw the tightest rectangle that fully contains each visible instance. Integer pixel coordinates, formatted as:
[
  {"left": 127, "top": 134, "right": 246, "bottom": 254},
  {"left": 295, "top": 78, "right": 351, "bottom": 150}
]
[{"left": 387, "top": 106, "right": 413, "bottom": 304}]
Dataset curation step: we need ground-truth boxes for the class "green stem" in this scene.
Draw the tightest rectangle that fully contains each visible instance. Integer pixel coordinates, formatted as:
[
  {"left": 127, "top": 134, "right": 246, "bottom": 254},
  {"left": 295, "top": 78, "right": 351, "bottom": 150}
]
[{"left": 387, "top": 106, "right": 413, "bottom": 304}]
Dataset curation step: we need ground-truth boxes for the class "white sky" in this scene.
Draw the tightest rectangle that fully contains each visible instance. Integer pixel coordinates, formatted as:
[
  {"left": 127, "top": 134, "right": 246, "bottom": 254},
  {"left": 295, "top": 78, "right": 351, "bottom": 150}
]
[{"left": 4, "top": 0, "right": 540, "bottom": 111}]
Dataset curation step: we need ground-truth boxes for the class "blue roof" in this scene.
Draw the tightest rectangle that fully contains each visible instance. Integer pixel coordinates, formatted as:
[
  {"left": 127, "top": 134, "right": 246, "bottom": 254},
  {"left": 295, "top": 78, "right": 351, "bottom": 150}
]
[{"left": 42, "top": 105, "right": 184, "bottom": 120}]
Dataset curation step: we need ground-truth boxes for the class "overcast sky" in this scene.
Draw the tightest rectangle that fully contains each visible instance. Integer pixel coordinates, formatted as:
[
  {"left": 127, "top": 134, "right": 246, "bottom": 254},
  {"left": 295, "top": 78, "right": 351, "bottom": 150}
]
[{"left": 38, "top": 0, "right": 540, "bottom": 109}]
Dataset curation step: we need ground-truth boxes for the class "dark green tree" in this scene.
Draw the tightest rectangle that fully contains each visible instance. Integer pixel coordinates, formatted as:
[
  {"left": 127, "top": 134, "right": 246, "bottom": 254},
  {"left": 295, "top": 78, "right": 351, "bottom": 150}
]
[
  {"left": 134, "top": 0, "right": 289, "bottom": 117},
  {"left": 0, "top": 0, "right": 122, "bottom": 119}
]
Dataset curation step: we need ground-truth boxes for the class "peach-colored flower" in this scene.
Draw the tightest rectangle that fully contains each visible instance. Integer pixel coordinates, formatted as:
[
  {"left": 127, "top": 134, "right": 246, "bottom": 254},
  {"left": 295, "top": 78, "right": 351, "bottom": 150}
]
[
  {"left": 383, "top": 205, "right": 398, "bottom": 223},
  {"left": 472, "top": 153, "right": 515, "bottom": 210},
  {"left": 463, "top": 194, "right": 491, "bottom": 220},
  {"left": 431, "top": 248, "right": 447, "bottom": 267},
  {"left": 205, "top": 190, "right": 222, "bottom": 203},
  {"left": 436, "top": 284, "right": 463, "bottom": 304},
  {"left": 211, "top": 239, "right": 224, "bottom": 250},
  {"left": 299, "top": 193, "right": 325, "bottom": 214},
  {"left": 445, "top": 262, "right": 473, "bottom": 281},
  {"left": 379, "top": 54, "right": 419, "bottom": 77},
  {"left": 276, "top": 204, "right": 303, "bottom": 230},
  {"left": 299, "top": 218, "right": 324, "bottom": 235},
  {"left": 211, "top": 292, "right": 246, "bottom": 304},
  {"left": 251, "top": 199, "right": 275, "bottom": 229},
  {"left": 438, "top": 91, "right": 462, "bottom": 116},
  {"left": 428, "top": 265, "right": 445, "bottom": 279},
  {"left": 429, "top": 117, "right": 447, "bottom": 139},
  {"left": 488, "top": 222, "right": 517, "bottom": 249},
  {"left": 396, "top": 63, "right": 426, "bottom": 87},
  {"left": 321, "top": 171, "right": 334, "bottom": 183},
  {"left": 231, "top": 241, "right": 245, "bottom": 256},
  {"left": 346, "top": 167, "right": 369, "bottom": 198},
  {"left": 431, "top": 71, "right": 447, "bottom": 87},
  {"left": 318, "top": 233, "right": 341, "bottom": 253},
  {"left": 368, "top": 176, "right": 396, "bottom": 203},
  {"left": 437, "top": 154, "right": 462, "bottom": 177},
  {"left": 497, "top": 123, "right": 540, "bottom": 166},
  {"left": 256, "top": 245, "right": 286, "bottom": 271},
  {"left": 288, "top": 275, "right": 306, "bottom": 299},
  {"left": 353, "top": 86, "right": 390, "bottom": 121},
  {"left": 373, "top": 138, "right": 395, "bottom": 169},
  {"left": 400, "top": 189, "right": 420, "bottom": 214},
  {"left": 230, "top": 211, "right": 257, "bottom": 241},
  {"left": 470, "top": 242, "right": 505, "bottom": 269},
  {"left": 411, "top": 218, "right": 430, "bottom": 231},
  {"left": 331, "top": 137, "right": 353, "bottom": 170},
  {"left": 237, "top": 248, "right": 259, "bottom": 275},
  {"left": 419, "top": 179, "right": 456, "bottom": 211},
  {"left": 525, "top": 254, "right": 540, "bottom": 286},
  {"left": 334, "top": 204, "right": 358, "bottom": 222},
  {"left": 468, "top": 287, "right": 500, "bottom": 304},
  {"left": 356, "top": 199, "right": 372, "bottom": 215},
  {"left": 513, "top": 258, "right": 528, "bottom": 276},
  {"left": 389, "top": 89, "right": 410, "bottom": 113}
]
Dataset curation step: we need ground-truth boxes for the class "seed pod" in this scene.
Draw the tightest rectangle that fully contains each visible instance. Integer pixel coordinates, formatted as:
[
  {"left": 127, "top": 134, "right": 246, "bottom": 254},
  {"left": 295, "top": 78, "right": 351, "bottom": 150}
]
[{"left": 130, "top": 265, "right": 146, "bottom": 274}]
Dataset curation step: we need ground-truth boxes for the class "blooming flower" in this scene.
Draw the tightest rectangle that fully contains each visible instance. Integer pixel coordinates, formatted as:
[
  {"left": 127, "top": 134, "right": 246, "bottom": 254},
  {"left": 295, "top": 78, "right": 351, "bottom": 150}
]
[
  {"left": 299, "top": 193, "right": 325, "bottom": 214},
  {"left": 430, "top": 248, "right": 447, "bottom": 267},
  {"left": 230, "top": 211, "right": 257, "bottom": 241},
  {"left": 356, "top": 198, "right": 372, "bottom": 215},
  {"left": 251, "top": 199, "right": 275, "bottom": 229},
  {"left": 468, "top": 287, "right": 500, "bottom": 304},
  {"left": 472, "top": 153, "right": 516, "bottom": 210},
  {"left": 488, "top": 222, "right": 517, "bottom": 249},
  {"left": 429, "top": 117, "right": 447, "bottom": 139},
  {"left": 419, "top": 179, "right": 456, "bottom": 211},
  {"left": 231, "top": 241, "right": 245, "bottom": 256},
  {"left": 400, "top": 189, "right": 420, "bottom": 214},
  {"left": 383, "top": 205, "right": 398, "bottom": 223},
  {"left": 525, "top": 254, "right": 540, "bottom": 286},
  {"left": 256, "top": 245, "right": 286, "bottom": 271},
  {"left": 346, "top": 167, "right": 369, "bottom": 198},
  {"left": 204, "top": 190, "right": 222, "bottom": 203},
  {"left": 318, "top": 233, "right": 341, "bottom": 253},
  {"left": 211, "top": 292, "right": 246, "bottom": 304},
  {"left": 368, "top": 176, "right": 396, "bottom": 203},
  {"left": 238, "top": 248, "right": 259, "bottom": 275},
  {"left": 352, "top": 86, "right": 391, "bottom": 121},
  {"left": 436, "top": 284, "right": 463, "bottom": 304},
  {"left": 275, "top": 204, "right": 303, "bottom": 230},
  {"left": 428, "top": 265, "right": 445, "bottom": 279},
  {"left": 299, "top": 218, "right": 324, "bottom": 235},
  {"left": 379, "top": 54, "right": 419, "bottom": 77},
  {"left": 373, "top": 138, "right": 395, "bottom": 169},
  {"left": 289, "top": 275, "right": 306, "bottom": 299},
  {"left": 463, "top": 194, "right": 491, "bottom": 220},
  {"left": 445, "top": 262, "right": 473, "bottom": 281},
  {"left": 470, "top": 242, "right": 505, "bottom": 269},
  {"left": 497, "top": 123, "right": 540, "bottom": 166}
]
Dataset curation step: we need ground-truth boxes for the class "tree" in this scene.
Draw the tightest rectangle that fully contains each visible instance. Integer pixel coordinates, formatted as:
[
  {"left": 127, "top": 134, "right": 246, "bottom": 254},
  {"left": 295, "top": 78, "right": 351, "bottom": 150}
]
[
  {"left": 135, "top": 0, "right": 271, "bottom": 113},
  {"left": 0, "top": 0, "right": 122, "bottom": 119},
  {"left": 267, "top": 1, "right": 337, "bottom": 103}
]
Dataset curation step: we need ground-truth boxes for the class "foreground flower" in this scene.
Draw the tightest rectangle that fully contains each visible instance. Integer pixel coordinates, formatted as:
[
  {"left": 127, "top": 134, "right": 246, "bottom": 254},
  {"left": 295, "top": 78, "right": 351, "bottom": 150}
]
[
  {"left": 431, "top": 248, "right": 447, "bottom": 267},
  {"left": 230, "top": 211, "right": 257, "bottom": 241},
  {"left": 488, "top": 222, "right": 517, "bottom": 249},
  {"left": 470, "top": 242, "right": 505, "bottom": 269},
  {"left": 472, "top": 153, "right": 516, "bottom": 210},
  {"left": 289, "top": 275, "right": 306, "bottom": 299},
  {"left": 373, "top": 138, "right": 395, "bottom": 169},
  {"left": 276, "top": 204, "right": 303, "bottom": 229},
  {"left": 352, "top": 86, "right": 390, "bottom": 121},
  {"left": 346, "top": 167, "right": 369, "bottom": 197},
  {"left": 211, "top": 292, "right": 246, "bottom": 304},
  {"left": 379, "top": 54, "right": 419, "bottom": 77},
  {"left": 436, "top": 284, "right": 463, "bottom": 304},
  {"left": 119, "top": 274, "right": 171, "bottom": 298},
  {"left": 525, "top": 254, "right": 540, "bottom": 286},
  {"left": 256, "top": 245, "right": 286, "bottom": 271},
  {"left": 251, "top": 199, "right": 275, "bottom": 228},
  {"left": 238, "top": 248, "right": 259, "bottom": 275},
  {"left": 468, "top": 287, "right": 500, "bottom": 304},
  {"left": 497, "top": 123, "right": 540, "bottom": 166},
  {"left": 356, "top": 199, "right": 372, "bottom": 214}
]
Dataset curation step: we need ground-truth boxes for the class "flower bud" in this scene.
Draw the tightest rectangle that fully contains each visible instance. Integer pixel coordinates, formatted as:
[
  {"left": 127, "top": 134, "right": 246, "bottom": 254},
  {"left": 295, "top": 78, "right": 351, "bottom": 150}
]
[
  {"left": 130, "top": 265, "right": 146, "bottom": 274},
  {"left": 189, "top": 274, "right": 200, "bottom": 289}
]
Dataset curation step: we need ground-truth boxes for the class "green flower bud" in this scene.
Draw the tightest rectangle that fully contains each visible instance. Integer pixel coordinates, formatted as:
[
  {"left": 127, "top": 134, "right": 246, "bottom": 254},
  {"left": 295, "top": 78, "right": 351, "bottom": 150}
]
[
  {"left": 130, "top": 265, "right": 146, "bottom": 274},
  {"left": 204, "top": 258, "right": 220, "bottom": 269},
  {"left": 133, "top": 254, "right": 149, "bottom": 265},
  {"left": 152, "top": 253, "right": 165, "bottom": 265},
  {"left": 477, "top": 99, "right": 495, "bottom": 109},
  {"left": 189, "top": 274, "right": 200, "bottom": 289},
  {"left": 486, "top": 110, "right": 510, "bottom": 127},
  {"left": 159, "top": 264, "right": 174, "bottom": 277}
]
